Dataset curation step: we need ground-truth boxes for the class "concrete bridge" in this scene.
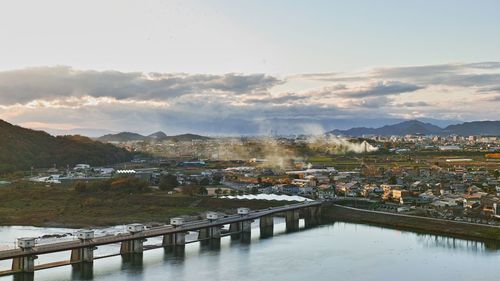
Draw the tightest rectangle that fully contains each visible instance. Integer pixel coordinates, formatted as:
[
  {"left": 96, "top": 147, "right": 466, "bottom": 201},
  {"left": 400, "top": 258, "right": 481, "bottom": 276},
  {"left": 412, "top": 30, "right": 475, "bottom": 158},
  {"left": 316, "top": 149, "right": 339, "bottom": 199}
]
[{"left": 0, "top": 201, "right": 322, "bottom": 278}]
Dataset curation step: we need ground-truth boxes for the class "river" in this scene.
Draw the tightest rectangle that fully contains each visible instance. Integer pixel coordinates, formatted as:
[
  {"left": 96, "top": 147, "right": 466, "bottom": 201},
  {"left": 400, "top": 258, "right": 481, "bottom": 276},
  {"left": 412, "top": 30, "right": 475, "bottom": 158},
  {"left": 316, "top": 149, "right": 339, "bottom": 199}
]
[{"left": 1, "top": 219, "right": 499, "bottom": 281}]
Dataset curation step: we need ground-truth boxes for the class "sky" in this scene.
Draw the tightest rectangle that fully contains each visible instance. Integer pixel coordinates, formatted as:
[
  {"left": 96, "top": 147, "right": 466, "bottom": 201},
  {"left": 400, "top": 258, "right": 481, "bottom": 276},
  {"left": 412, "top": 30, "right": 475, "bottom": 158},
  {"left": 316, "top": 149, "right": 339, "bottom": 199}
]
[{"left": 0, "top": 0, "right": 499, "bottom": 136}]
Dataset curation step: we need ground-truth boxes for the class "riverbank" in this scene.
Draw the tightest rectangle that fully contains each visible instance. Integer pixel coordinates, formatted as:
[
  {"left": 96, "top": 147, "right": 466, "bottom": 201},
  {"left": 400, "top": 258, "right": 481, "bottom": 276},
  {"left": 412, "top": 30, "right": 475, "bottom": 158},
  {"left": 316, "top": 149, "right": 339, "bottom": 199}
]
[
  {"left": 322, "top": 202, "right": 500, "bottom": 242},
  {"left": 0, "top": 185, "right": 286, "bottom": 228}
]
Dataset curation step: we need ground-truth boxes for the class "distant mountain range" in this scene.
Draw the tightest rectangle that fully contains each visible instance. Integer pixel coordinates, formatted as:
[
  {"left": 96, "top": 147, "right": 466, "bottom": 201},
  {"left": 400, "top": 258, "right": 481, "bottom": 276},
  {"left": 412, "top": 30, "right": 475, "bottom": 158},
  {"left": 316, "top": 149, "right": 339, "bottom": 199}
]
[
  {"left": 329, "top": 120, "right": 500, "bottom": 136},
  {"left": 96, "top": 131, "right": 210, "bottom": 142},
  {"left": 0, "top": 120, "right": 133, "bottom": 173}
]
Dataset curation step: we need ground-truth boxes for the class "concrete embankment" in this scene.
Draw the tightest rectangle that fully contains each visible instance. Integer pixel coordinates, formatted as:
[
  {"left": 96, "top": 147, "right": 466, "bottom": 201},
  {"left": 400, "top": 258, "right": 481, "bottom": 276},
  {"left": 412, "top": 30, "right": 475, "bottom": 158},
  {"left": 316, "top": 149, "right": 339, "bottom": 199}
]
[{"left": 322, "top": 202, "right": 500, "bottom": 242}]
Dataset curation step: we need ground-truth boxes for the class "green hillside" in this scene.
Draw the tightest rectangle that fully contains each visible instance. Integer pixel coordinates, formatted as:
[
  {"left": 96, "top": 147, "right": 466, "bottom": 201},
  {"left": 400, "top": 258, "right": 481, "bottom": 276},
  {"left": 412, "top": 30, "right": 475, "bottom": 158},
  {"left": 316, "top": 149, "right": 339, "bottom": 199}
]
[{"left": 0, "top": 120, "right": 133, "bottom": 174}]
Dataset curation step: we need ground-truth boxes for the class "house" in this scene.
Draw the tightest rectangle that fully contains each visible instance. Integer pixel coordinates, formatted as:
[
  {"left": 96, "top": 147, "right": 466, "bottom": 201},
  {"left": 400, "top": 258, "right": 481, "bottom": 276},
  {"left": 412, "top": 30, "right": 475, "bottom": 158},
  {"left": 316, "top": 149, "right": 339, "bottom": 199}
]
[
  {"left": 282, "top": 185, "right": 300, "bottom": 194},
  {"left": 318, "top": 184, "right": 335, "bottom": 199},
  {"left": 74, "top": 164, "right": 90, "bottom": 171},
  {"left": 392, "top": 189, "right": 410, "bottom": 200}
]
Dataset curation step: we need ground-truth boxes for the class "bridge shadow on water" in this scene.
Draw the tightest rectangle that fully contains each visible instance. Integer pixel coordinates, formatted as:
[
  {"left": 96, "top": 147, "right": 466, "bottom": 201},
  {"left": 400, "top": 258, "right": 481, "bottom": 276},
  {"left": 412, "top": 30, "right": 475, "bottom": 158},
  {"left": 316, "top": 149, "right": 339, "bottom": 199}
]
[
  {"left": 71, "top": 263, "right": 94, "bottom": 280},
  {"left": 12, "top": 272, "right": 34, "bottom": 281}
]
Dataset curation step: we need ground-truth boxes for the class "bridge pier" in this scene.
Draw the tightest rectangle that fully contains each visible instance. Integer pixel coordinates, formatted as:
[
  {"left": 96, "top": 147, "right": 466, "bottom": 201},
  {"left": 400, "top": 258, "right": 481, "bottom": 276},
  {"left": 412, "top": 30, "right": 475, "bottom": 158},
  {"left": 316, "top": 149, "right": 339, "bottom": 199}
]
[
  {"left": 304, "top": 205, "right": 322, "bottom": 228},
  {"left": 285, "top": 210, "right": 300, "bottom": 232},
  {"left": 71, "top": 230, "right": 97, "bottom": 265},
  {"left": 11, "top": 238, "right": 37, "bottom": 274},
  {"left": 208, "top": 226, "right": 221, "bottom": 248},
  {"left": 162, "top": 232, "right": 186, "bottom": 253},
  {"left": 229, "top": 222, "right": 241, "bottom": 240},
  {"left": 70, "top": 247, "right": 96, "bottom": 264},
  {"left": 199, "top": 226, "right": 221, "bottom": 248},
  {"left": 198, "top": 228, "right": 210, "bottom": 246},
  {"left": 241, "top": 220, "right": 252, "bottom": 233},
  {"left": 120, "top": 238, "right": 146, "bottom": 254},
  {"left": 240, "top": 220, "right": 253, "bottom": 243},
  {"left": 259, "top": 215, "right": 274, "bottom": 238},
  {"left": 11, "top": 256, "right": 37, "bottom": 273},
  {"left": 199, "top": 212, "right": 222, "bottom": 248},
  {"left": 120, "top": 224, "right": 147, "bottom": 254},
  {"left": 165, "top": 218, "right": 187, "bottom": 253}
]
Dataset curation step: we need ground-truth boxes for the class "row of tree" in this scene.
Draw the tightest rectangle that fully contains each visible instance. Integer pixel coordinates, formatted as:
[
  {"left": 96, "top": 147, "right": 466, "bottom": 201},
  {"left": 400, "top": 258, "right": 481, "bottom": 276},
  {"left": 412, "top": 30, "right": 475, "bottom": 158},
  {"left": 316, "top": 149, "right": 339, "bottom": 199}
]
[{"left": 74, "top": 177, "right": 148, "bottom": 194}]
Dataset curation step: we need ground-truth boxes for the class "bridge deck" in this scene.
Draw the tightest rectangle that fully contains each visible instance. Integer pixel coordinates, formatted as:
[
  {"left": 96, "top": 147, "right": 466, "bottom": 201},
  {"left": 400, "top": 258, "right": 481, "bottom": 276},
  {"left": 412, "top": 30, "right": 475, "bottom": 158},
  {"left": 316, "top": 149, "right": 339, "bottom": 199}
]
[{"left": 0, "top": 201, "right": 321, "bottom": 261}]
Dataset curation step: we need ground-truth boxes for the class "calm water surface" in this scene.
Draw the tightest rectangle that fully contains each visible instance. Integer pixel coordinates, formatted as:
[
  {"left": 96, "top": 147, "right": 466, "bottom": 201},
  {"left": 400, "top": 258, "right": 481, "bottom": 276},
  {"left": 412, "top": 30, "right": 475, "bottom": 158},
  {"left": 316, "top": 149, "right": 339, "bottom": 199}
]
[{"left": 1, "top": 220, "right": 499, "bottom": 281}]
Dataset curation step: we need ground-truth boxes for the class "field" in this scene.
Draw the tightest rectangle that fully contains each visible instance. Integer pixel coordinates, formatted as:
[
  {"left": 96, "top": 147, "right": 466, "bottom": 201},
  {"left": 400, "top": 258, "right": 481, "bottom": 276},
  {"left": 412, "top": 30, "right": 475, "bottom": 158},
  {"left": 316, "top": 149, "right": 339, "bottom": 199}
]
[
  {"left": 307, "top": 151, "right": 499, "bottom": 171},
  {"left": 0, "top": 183, "right": 285, "bottom": 228}
]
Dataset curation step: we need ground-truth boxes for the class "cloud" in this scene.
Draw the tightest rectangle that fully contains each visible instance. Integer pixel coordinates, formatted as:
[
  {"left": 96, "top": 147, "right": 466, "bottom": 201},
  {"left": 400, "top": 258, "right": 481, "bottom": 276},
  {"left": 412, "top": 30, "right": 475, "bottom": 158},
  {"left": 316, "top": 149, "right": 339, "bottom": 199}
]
[
  {"left": 244, "top": 92, "right": 307, "bottom": 105},
  {"left": 397, "top": 101, "right": 431, "bottom": 107},
  {"left": 371, "top": 63, "right": 500, "bottom": 89},
  {"left": 0, "top": 66, "right": 282, "bottom": 105},
  {"left": 0, "top": 62, "right": 499, "bottom": 135},
  {"left": 463, "top": 62, "right": 500, "bottom": 69},
  {"left": 335, "top": 81, "right": 424, "bottom": 98}
]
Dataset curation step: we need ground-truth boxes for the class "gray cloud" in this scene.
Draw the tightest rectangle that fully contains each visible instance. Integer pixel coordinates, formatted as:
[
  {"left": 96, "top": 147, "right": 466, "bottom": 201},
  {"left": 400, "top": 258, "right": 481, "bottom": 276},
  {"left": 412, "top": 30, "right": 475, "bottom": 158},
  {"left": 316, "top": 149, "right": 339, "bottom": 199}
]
[
  {"left": 463, "top": 62, "right": 500, "bottom": 69},
  {"left": 0, "top": 66, "right": 282, "bottom": 105},
  {"left": 336, "top": 81, "right": 424, "bottom": 98},
  {"left": 298, "top": 62, "right": 500, "bottom": 91},
  {"left": 398, "top": 101, "right": 431, "bottom": 107},
  {"left": 372, "top": 62, "right": 500, "bottom": 89},
  {"left": 244, "top": 92, "right": 307, "bottom": 105},
  {"left": 1, "top": 63, "right": 499, "bottom": 135}
]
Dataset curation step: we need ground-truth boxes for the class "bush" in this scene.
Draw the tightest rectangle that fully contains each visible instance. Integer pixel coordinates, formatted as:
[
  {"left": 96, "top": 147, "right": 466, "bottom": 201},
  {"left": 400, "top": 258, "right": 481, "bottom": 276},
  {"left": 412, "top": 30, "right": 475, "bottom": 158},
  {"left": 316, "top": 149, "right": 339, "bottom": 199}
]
[
  {"left": 181, "top": 185, "right": 207, "bottom": 196},
  {"left": 159, "top": 174, "right": 179, "bottom": 191},
  {"left": 199, "top": 177, "right": 210, "bottom": 186},
  {"left": 73, "top": 177, "right": 148, "bottom": 194}
]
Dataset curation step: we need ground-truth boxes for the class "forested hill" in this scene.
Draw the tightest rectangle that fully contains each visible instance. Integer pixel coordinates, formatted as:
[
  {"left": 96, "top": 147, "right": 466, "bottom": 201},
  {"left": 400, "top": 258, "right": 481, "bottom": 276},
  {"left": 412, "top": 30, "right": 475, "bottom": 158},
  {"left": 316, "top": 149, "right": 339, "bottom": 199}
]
[{"left": 0, "top": 120, "right": 133, "bottom": 174}]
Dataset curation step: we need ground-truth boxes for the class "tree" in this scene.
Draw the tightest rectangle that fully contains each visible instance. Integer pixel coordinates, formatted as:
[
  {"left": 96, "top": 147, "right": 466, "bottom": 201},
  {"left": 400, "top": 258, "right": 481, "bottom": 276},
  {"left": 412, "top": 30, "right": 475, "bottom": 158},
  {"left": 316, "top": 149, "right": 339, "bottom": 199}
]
[
  {"left": 73, "top": 177, "right": 148, "bottom": 193},
  {"left": 212, "top": 174, "right": 223, "bottom": 185},
  {"left": 493, "top": 170, "right": 500, "bottom": 178},
  {"left": 215, "top": 188, "right": 222, "bottom": 197},
  {"left": 199, "top": 177, "right": 210, "bottom": 186},
  {"left": 159, "top": 174, "right": 179, "bottom": 191},
  {"left": 251, "top": 186, "right": 259, "bottom": 194},
  {"left": 181, "top": 185, "right": 205, "bottom": 196},
  {"left": 388, "top": 176, "right": 397, "bottom": 185},
  {"left": 198, "top": 186, "right": 208, "bottom": 196}
]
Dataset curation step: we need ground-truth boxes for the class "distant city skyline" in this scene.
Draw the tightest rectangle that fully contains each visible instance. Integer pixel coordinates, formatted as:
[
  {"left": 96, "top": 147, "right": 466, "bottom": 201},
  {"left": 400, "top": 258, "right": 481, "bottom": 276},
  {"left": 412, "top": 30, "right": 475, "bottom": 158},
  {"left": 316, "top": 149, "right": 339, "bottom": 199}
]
[{"left": 0, "top": 0, "right": 499, "bottom": 135}]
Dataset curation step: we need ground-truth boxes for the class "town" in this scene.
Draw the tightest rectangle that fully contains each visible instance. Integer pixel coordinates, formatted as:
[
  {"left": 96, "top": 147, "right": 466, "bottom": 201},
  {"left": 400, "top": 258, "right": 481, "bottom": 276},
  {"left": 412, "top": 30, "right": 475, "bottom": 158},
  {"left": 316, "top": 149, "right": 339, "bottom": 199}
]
[{"left": 15, "top": 132, "right": 500, "bottom": 226}]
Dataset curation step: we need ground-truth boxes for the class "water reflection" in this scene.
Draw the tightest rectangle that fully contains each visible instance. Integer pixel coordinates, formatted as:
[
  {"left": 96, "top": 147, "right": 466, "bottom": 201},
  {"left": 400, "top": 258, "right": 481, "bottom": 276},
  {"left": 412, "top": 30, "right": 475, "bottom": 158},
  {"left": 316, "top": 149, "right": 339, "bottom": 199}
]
[
  {"left": 71, "top": 263, "right": 93, "bottom": 280},
  {"left": 415, "top": 234, "right": 500, "bottom": 252},
  {"left": 12, "top": 273, "right": 34, "bottom": 281}
]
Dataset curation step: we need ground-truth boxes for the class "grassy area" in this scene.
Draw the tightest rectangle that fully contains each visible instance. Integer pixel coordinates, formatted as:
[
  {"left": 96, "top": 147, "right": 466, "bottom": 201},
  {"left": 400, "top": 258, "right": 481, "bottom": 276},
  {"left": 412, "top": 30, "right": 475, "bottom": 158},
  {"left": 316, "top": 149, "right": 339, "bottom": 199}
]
[{"left": 0, "top": 184, "right": 285, "bottom": 228}]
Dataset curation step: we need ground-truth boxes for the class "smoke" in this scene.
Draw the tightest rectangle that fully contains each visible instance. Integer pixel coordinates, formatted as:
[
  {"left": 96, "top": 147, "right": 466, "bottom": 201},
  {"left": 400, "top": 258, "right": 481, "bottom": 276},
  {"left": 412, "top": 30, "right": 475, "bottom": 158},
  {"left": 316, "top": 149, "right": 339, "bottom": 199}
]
[
  {"left": 299, "top": 123, "right": 378, "bottom": 154},
  {"left": 214, "top": 136, "right": 299, "bottom": 170},
  {"left": 307, "top": 135, "right": 378, "bottom": 154},
  {"left": 213, "top": 122, "right": 377, "bottom": 170}
]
